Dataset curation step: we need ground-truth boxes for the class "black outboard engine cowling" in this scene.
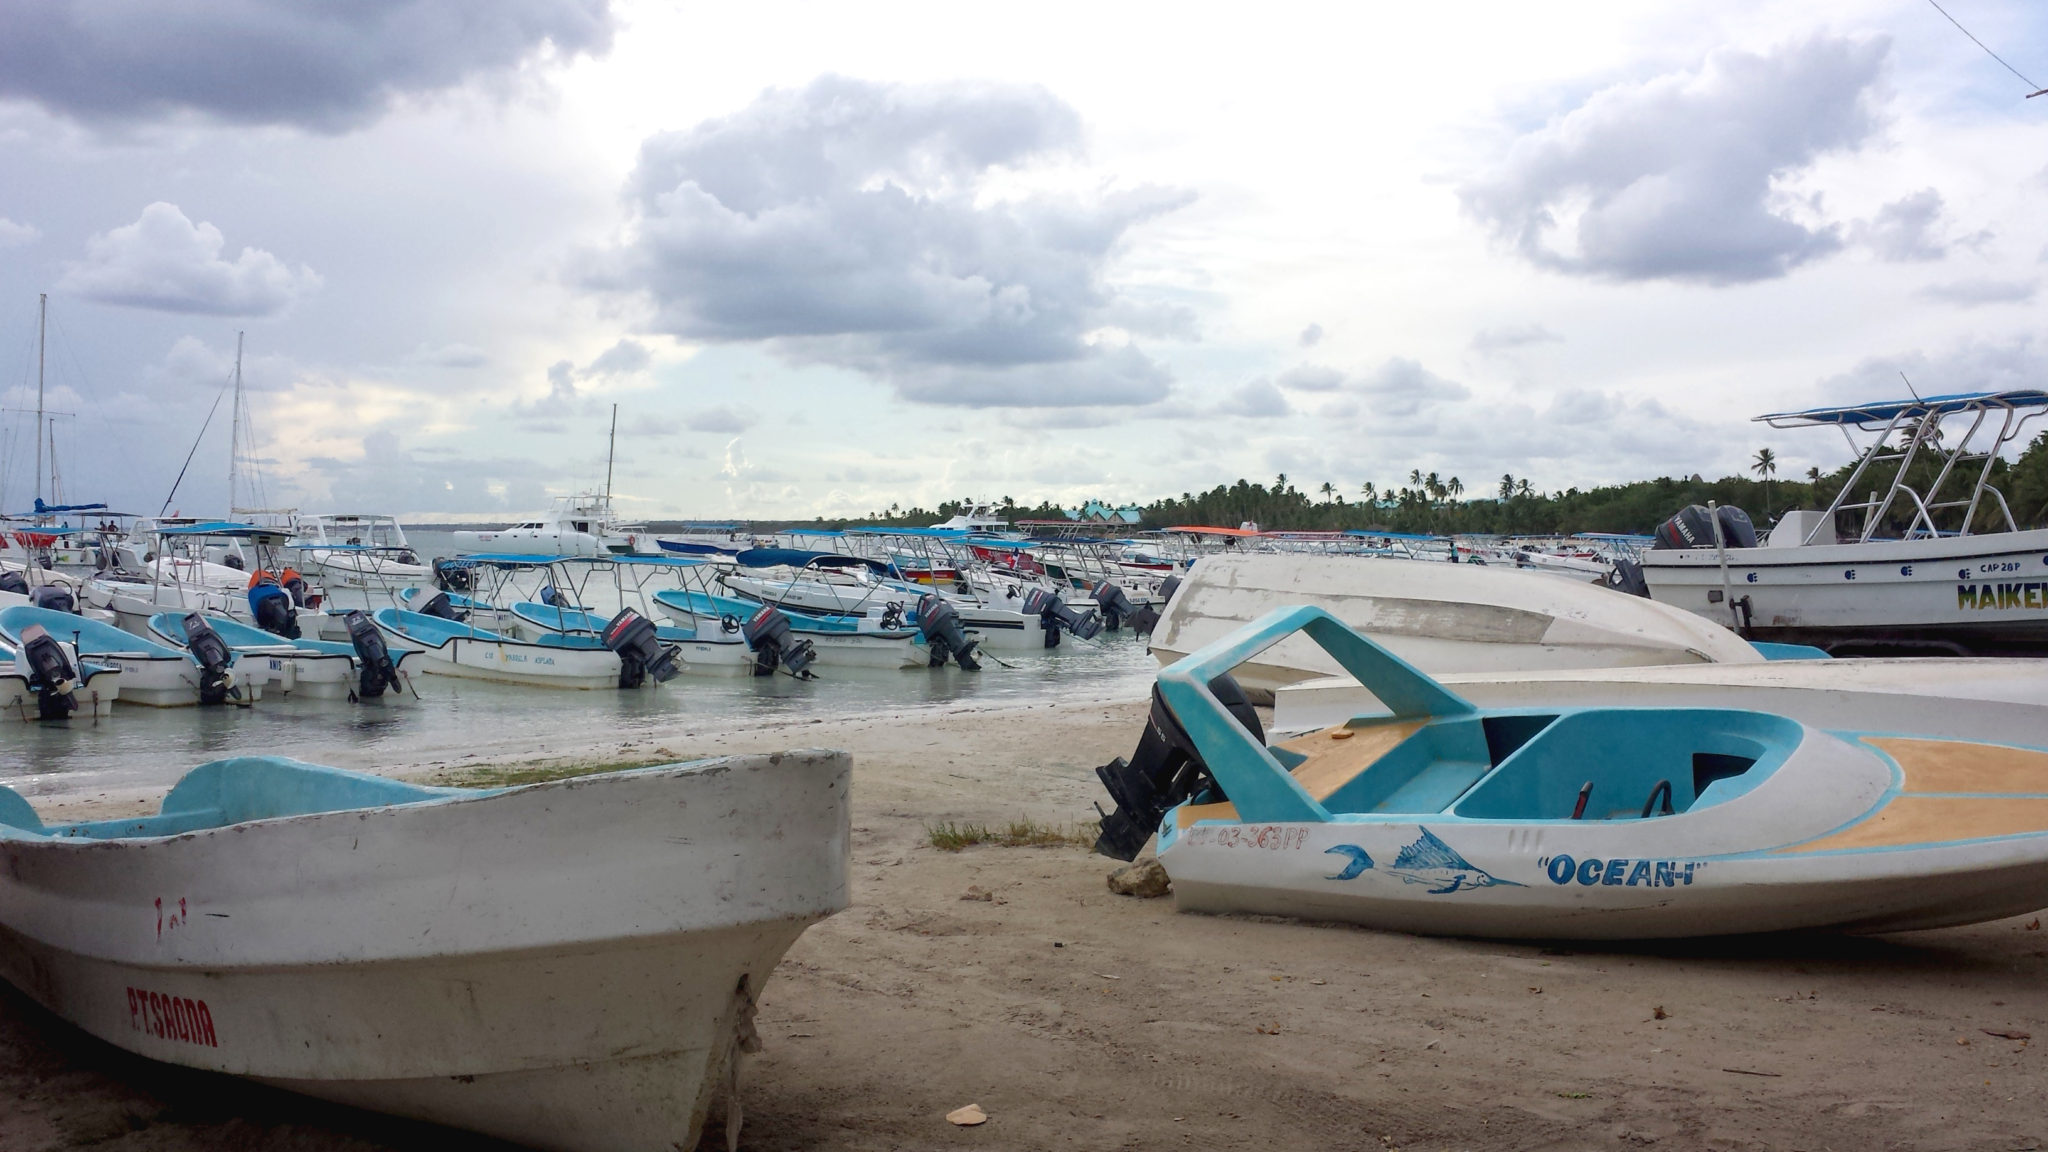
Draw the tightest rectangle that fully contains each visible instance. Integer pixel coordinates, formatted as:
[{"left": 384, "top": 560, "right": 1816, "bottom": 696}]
[
  {"left": 17, "top": 624, "right": 78, "bottom": 721},
  {"left": 1092, "top": 582, "right": 1136, "bottom": 632},
  {"left": 1021, "top": 588, "right": 1102, "bottom": 648},
  {"left": 344, "top": 610, "right": 403, "bottom": 699},
  {"left": 602, "top": 608, "right": 680, "bottom": 689},
  {"left": 433, "top": 559, "right": 474, "bottom": 593},
  {"left": 28, "top": 584, "right": 75, "bottom": 614},
  {"left": 1129, "top": 604, "right": 1161, "bottom": 636},
  {"left": 282, "top": 575, "right": 307, "bottom": 608},
  {"left": 1653, "top": 504, "right": 1757, "bottom": 550},
  {"left": 1093, "top": 672, "right": 1263, "bottom": 861},
  {"left": 180, "top": 613, "right": 240, "bottom": 706},
  {"left": 414, "top": 590, "right": 462, "bottom": 622},
  {"left": 0, "top": 570, "right": 29, "bottom": 597},
  {"left": 740, "top": 605, "right": 816, "bottom": 678},
  {"left": 251, "top": 588, "right": 300, "bottom": 639},
  {"left": 916, "top": 593, "right": 980, "bottom": 671},
  {"left": 1157, "top": 575, "right": 1182, "bottom": 605},
  {"left": 1602, "top": 557, "right": 1651, "bottom": 598}
]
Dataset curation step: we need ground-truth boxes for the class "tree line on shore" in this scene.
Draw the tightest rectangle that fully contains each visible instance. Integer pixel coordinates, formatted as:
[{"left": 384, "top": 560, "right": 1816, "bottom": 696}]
[{"left": 813, "top": 431, "right": 2048, "bottom": 538}]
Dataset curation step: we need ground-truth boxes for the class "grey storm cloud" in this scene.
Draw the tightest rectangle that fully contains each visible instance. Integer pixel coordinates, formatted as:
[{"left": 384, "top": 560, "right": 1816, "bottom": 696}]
[
  {"left": 1855, "top": 189, "right": 1950, "bottom": 262},
  {"left": 0, "top": 1, "right": 614, "bottom": 131},
  {"left": 1918, "top": 278, "right": 2037, "bottom": 307},
  {"left": 1216, "top": 378, "right": 1290, "bottom": 419},
  {"left": 589, "top": 75, "right": 1195, "bottom": 408},
  {"left": 59, "top": 202, "right": 320, "bottom": 316},
  {"left": 1460, "top": 36, "right": 1889, "bottom": 285}
]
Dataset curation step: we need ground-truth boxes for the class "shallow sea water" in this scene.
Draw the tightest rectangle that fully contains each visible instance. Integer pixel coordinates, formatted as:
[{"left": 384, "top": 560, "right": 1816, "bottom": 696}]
[{"left": 1, "top": 527, "right": 1161, "bottom": 805}]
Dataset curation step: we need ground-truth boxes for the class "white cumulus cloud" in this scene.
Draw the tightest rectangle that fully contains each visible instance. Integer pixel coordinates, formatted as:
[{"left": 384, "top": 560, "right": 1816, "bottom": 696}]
[{"left": 60, "top": 202, "right": 320, "bottom": 316}]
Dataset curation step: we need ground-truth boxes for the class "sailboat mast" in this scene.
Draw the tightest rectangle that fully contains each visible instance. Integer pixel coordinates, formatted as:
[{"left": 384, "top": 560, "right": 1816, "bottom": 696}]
[
  {"left": 34, "top": 293, "right": 45, "bottom": 506},
  {"left": 228, "top": 331, "right": 243, "bottom": 514},
  {"left": 605, "top": 402, "right": 617, "bottom": 504}
]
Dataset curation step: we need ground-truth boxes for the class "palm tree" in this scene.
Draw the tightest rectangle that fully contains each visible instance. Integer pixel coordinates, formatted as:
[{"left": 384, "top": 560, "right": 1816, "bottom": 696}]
[
  {"left": 1753, "top": 447, "right": 1778, "bottom": 514},
  {"left": 1516, "top": 478, "right": 1534, "bottom": 499},
  {"left": 1318, "top": 481, "right": 1336, "bottom": 504},
  {"left": 1360, "top": 481, "right": 1378, "bottom": 505},
  {"left": 1425, "top": 472, "right": 1444, "bottom": 503},
  {"left": 1274, "top": 472, "right": 1288, "bottom": 493},
  {"left": 1499, "top": 473, "right": 1515, "bottom": 500},
  {"left": 1408, "top": 468, "right": 1424, "bottom": 488},
  {"left": 1447, "top": 476, "right": 1464, "bottom": 501}
]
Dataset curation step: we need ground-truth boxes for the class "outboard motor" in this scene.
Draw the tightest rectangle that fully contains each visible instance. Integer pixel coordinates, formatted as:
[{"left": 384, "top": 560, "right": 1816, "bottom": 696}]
[
  {"left": 1092, "top": 582, "right": 1136, "bottom": 632},
  {"left": 28, "top": 584, "right": 75, "bottom": 614},
  {"left": 1157, "top": 575, "right": 1182, "bottom": 605},
  {"left": 247, "top": 577, "right": 301, "bottom": 639},
  {"left": 343, "top": 609, "right": 403, "bottom": 699},
  {"left": 180, "top": 613, "right": 241, "bottom": 706},
  {"left": 433, "top": 558, "right": 474, "bottom": 593},
  {"left": 1653, "top": 505, "right": 1757, "bottom": 551},
  {"left": 222, "top": 553, "right": 245, "bottom": 571},
  {"left": 16, "top": 623, "right": 78, "bottom": 721},
  {"left": 1128, "top": 604, "right": 1161, "bottom": 636},
  {"left": 916, "top": 593, "right": 980, "bottom": 671},
  {"left": 538, "top": 585, "right": 565, "bottom": 607},
  {"left": 0, "top": 570, "right": 28, "bottom": 597},
  {"left": 1021, "top": 588, "right": 1102, "bottom": 648},
  {"left": 280, "top": 568, "right": 307, "bottom": 608},
  {"left": 739, "top": 605, "right": 817, "bottom": 678},
  {"left": 413, "top": 590, "right": 462, "bottom": 622},
  {"left": 1602, "top": 557, "right": 1651, "bottom": 598},
  {"left": 602, "top": 608, "right": 681, "bottom": 689},
  {"left": 1093, "top": 673, "right": 1263, "bottom": 861}
]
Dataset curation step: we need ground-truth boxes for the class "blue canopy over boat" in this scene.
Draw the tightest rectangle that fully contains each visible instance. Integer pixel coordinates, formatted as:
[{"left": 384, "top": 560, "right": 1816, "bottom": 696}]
[
  {"left": 652, "top": 588, "right": 874, "bottom": 634},
  {"left": 1757, "top": 389, "right": 2048, "bottom": 427},
  {"left": 510, "top": 602, "right": 703, "bottom": 643}
]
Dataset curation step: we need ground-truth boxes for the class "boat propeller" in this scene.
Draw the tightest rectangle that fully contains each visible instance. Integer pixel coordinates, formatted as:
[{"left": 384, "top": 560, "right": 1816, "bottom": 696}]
[
  {"left": 180, "top": 613, "right": 244, "bottom": 707},
  {"left": 1092, "top": 672, "right": 1262, "bottom": 861},
  {"left": 344, "top": 610, "right": 405, "bottom": 700},
  {"left": 915, "top": 593, "right": 980, "bottom": 671},
  {"left": 16, "top": 623, "right": 79, "bottom": 721},
  {"left": 602, "top": 608, "right": 681, "bottom": 689}
]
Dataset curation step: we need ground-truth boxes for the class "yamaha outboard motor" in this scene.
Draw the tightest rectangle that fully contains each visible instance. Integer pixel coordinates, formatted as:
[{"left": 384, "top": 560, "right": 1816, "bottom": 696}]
[
  {"left": 343, "top": 610, "right": 403, "bottom": 699},
  {"left": 1653, "top": 505, "right": 1757, "bottom": 550},
  {"left": 1021, "top": 588, "right": 1102, "bottom": 648},
  {"left": 740, "top": 605, "right": 817, "bottom": 678},
  {"left": 180, "top": 613, "right": 240, "bottom": 706},
  {"left": 28, "top": 584, "right": 75, "bottom": 614},
  {"left": 916, "top": 592, "right": 980, "bottom": 671},
  {"left": 1602, "top": 557, "right": 1651, "bottom": 598},
  {"left": 1093, "top": 672, "right": 1263, "bottom": 861},
  {"left": 413, "top": 590, "right": 462, "bottom": 622},
  {"left": 1158, "top": 575, "right": 1182, "bottom": 605},
  {"left": 602, "top": 608, "right": 681, "bottom": 689},
  {"left": 1092, "top": 582, "right": 1136, "bottom": 632},
  {"left": 248, "top": 578, "right": 301, "bottom": 639},
  {"left": 0, "top": 570, "right": 28, "bottom": 597},
  {"left": 16, "top": 624, "right": 78, "bottom": 721}
]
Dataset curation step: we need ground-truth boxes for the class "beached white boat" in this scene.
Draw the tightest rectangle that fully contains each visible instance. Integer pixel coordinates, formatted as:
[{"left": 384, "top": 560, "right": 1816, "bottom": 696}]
[
  {"left": 371, "top": 607, "right": 628, "bottom": 690},
  {"left": 1096, "top": 605, "right": 2048, "bottom": 938},
  {"left": 289, "top": 513, "right": 431, "bottom": 598},
  {"left": 507, "top": 601, "right": 760, "bottom": 677},
  {"left": 1640, "top": 390, "right": 2048, "bottom": 655},
  {"left": 0, "top": 750, "right": 850, "bottom": 1151},
  {"left": 1148, "top": 553, "right": 1762, "bottom": 700},
  {"left": 653, "top": 588, "right": 926, "bottom": 670},
  {"left": 0, "top": 605, "right": 259, "bottom": 707}
]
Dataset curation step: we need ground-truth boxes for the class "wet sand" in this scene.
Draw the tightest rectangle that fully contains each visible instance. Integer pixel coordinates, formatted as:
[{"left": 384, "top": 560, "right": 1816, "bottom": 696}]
[{"left": 6, "top": 699, "right": 2047, "bottom": 1151}]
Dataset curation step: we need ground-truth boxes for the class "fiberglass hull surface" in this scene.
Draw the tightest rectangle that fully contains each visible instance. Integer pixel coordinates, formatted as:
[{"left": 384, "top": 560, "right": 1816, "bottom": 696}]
[
  {"left": 1150, "top": 553, "right": 1759, "bottom": 699},
  {"left": 0, "top": 752, "right": 851, "bottom": 1152}
]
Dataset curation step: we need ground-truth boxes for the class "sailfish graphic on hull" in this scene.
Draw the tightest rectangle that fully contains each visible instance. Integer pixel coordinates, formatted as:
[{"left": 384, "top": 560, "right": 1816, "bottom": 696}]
[{"left": 1386, "top": 827, "right": 1522, "bottom": 894}]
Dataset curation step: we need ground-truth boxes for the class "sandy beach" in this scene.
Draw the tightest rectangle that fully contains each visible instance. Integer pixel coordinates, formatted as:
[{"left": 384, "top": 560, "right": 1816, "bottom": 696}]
[{"left": 5, "top": 698, "right": 2046, "bottom": 1151}]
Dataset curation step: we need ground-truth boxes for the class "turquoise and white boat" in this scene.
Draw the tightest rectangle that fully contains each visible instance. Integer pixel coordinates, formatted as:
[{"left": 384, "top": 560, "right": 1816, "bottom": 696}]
[
  {"left": 0, "top": 750, "right": 850, "bottom": 1152},
  {"left": 370, "top": 607, "right": 630, "bottom": 690},
  {"left": 652, "top": 587, "right": 925, "bottom": 670},
  {"left": 507, "top": 601, "right": 757, "bottom": 677},
  {"left": 145, "top": 612, "right": 363, "bottom": 700},
  {"left": 1101, "top": 604, "right": 2048, "bottom": 939},
  {"left": 0, "top": 605, "right": 258, "bottom": 707}
]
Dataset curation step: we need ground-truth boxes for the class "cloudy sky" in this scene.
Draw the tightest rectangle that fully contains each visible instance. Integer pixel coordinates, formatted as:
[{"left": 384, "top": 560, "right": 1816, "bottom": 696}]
[{"left": 0, "top": 0, "right": 2043, "bottom": 522}]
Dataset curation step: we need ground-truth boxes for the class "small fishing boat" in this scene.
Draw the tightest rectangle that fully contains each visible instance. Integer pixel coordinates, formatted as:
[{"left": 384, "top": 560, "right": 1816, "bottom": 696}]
[
  {"left": 653, "top": 587, "right": 926, "bottom": 670},
  {"left": 0, "top": 605, "right": 260, "bottom": 707},
  {"left": 370, "top": 607, "right": 630, "bottom": 690},
  {"left": 1097, "top": 604, "right": 2048, "bottom": 938},
  {"left": 0, "top": 750, "right": 850, "bottom": 1151},
  {"left": 507, "top": 601, "right": 758, "bottom": 677},
  {"left": 0, "top": 635, "right": 122, "bottom": 719},
  {"left": 1149, "top": 552, "right": 1763, "bottom": 700},
  {"left": 145, "top": 612, "right": 362, "bottom": 700}
]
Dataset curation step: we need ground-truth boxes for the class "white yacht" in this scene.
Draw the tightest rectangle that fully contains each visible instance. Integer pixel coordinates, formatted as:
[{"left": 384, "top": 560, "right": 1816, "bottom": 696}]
[
  {"left": 289, "top": 513, "right": 431, "bottom": 595},
  {"left": 452, "top": 494, "right": 651, "bottom": 557}
]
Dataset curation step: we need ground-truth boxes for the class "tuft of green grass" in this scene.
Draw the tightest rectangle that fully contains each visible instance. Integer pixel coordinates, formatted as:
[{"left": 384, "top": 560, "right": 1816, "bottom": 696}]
[
  {"left": 440, "top": 755, "right": 685, "bottom": 790},
  {"left": 926, "top": 819, "right": 1099, "bottom": 852}
]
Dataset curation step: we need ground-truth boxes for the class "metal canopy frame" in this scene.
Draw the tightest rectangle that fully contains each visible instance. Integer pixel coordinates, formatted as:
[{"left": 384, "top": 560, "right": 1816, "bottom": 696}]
[{"left": 1755, "top": 390, "right": 2048, "bottom": 544}]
